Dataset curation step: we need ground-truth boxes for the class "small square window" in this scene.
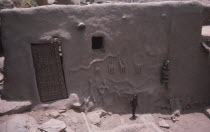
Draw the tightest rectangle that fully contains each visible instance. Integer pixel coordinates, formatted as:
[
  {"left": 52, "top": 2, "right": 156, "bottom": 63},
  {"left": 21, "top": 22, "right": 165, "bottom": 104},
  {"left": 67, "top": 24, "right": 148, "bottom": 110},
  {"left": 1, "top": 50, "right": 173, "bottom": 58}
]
[{"left": 92, "top": 36, "right": 104, "bottom": 50}]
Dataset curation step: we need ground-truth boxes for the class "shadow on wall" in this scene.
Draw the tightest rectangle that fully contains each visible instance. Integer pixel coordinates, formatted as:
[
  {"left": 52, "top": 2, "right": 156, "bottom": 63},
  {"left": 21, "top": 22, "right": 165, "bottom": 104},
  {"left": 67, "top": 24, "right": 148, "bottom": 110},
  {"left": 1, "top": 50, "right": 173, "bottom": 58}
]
[{"left": 0, "top": 28, "right": 3, "bottom": 57}]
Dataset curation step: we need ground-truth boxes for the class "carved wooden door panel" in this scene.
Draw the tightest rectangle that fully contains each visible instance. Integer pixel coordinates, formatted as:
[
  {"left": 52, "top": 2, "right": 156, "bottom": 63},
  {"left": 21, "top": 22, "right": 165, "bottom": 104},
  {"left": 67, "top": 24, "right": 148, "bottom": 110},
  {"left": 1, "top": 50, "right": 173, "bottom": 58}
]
[{"left": 31, "top": 43, "right": 67, "bottom": 102}]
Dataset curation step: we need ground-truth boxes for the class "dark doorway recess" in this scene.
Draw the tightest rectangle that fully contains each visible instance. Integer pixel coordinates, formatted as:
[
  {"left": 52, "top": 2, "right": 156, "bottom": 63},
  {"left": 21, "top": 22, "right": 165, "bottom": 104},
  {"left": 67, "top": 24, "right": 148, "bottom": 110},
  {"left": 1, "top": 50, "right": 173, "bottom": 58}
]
[
  {"left": 31, "top": 42, "right": 68, "bottom": 102},
  {"left": 92, "top": 36, "right": 104, "bottom": 50}
]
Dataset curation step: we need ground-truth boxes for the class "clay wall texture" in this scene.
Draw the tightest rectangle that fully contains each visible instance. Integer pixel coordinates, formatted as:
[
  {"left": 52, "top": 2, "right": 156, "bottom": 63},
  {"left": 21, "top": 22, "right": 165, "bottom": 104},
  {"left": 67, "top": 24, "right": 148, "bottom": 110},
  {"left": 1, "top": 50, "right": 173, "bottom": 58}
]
[{"left": 1, "top": 2, "right": 210, "bottom": 111}]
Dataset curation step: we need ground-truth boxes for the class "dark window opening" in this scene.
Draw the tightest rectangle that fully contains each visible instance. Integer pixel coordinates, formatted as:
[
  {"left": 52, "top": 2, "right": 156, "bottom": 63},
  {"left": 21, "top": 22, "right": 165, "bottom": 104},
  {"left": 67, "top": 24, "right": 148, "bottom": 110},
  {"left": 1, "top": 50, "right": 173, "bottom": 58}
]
[{"left": 92, "top": 36, "right": 104, "bottom": 50}]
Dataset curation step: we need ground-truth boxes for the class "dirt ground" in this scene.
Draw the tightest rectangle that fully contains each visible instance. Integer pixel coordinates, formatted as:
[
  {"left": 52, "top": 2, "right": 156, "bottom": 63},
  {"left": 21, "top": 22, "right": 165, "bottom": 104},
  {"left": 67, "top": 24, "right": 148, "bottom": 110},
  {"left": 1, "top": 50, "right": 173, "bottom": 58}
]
[
  {"left": 24, "top": 108, "right": 210, "bottom": 132},
  {"left": 1, "top": 106, "right": 210, "bottom": 132},
  {"left": 153, "top": 109, "right": 210, "bottom": 132}
]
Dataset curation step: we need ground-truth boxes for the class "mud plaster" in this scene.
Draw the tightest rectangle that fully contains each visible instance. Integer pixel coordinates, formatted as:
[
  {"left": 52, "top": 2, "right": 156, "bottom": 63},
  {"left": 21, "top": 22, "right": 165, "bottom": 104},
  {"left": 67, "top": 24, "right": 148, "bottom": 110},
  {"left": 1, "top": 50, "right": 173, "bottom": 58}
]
[{"left": 1, "top": 2, "right": 210, "bottom": 112}]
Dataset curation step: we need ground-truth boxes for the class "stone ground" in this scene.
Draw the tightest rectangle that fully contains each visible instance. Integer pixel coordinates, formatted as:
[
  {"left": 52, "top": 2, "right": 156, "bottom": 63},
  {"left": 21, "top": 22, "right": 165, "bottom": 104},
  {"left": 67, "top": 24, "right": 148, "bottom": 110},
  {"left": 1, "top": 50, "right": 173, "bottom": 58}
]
[{"left": 1, "top": 105, "right": 210, "bottom": 132}]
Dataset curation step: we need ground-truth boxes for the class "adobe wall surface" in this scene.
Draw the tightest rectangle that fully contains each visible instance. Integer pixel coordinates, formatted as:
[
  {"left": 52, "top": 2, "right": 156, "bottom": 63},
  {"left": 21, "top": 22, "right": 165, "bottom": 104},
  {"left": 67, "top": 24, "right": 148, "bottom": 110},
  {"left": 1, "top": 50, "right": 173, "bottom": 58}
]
[{"left": 1, "top": 2, "right": 209, "bottom": 112}]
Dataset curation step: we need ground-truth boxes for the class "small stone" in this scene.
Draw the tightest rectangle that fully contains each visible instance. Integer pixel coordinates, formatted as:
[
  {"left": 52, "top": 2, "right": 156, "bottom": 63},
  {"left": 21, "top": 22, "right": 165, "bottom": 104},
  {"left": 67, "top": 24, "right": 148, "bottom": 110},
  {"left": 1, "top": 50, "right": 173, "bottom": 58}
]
[
  {"left": 159, "top": 119, "right": 170, "bottom": 128},
  {"left": 171, "top": 116, "right": 179, "bottom": 122},
  {"left": 49, "top": 110, "right": 60, "bottom": 118},
  {"left": 171, "top": 109, "right": 181, "bottom": 117},
  {"left": 171, "top": 109, "right": 181, "bottom": 122},
  {"left": 61, "top": 113, "right": 67, "bottom": 116},
  {"left": 59, "top": 109, "right": 67, "bottom": 113},
  {"left": 69, "top": 93, "right": 79, "bottom": 103},
  {"left": 205, "top": 107, "right": 210, "bottom": 117},
  {"left": 99, "top": 110, "right": 111, "bottom": 118},
  {"left": 77, "top": 23, "right": 86, "bottom": 30},
  {"left": 71, "top": 102, "right": 81, "bottom": 109},
  {"left": 38, "top": 119, "right": 66, "bottom": 132}
]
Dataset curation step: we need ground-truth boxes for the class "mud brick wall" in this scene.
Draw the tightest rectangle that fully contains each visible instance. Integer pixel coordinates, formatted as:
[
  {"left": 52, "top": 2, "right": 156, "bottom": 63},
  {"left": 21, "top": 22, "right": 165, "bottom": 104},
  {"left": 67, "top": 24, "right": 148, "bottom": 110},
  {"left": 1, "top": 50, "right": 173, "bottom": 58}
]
[{"left": 1, "top": 2, "right": 209, "bottom": 112}]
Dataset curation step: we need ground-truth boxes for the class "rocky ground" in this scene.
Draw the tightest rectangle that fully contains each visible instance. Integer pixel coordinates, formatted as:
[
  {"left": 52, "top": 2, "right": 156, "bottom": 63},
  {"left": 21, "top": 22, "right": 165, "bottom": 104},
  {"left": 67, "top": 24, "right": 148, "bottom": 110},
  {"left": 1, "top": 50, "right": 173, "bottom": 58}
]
[
  {"left": 1, "top": 81, "right": 210, "bottom": 132},
  {"left": 0, "top": 95, "right": 210, "bottom": 132}
]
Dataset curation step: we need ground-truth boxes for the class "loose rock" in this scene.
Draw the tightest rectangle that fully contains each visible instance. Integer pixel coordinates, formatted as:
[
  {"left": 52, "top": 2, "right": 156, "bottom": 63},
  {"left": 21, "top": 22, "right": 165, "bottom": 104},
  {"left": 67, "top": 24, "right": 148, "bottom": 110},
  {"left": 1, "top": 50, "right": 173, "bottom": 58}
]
[
  {"left": 159, "top": 119, "right": 170, "bottom": 128},
  {"left": 99, "top": 110, "right": 112, "bottom": 118},
  {"left": 71, "top": 102, "right": 81, "bottom": 109},
  {"left": 205, "top": 107, "right": 210, "bottom": 117},
  {"left": 61, "top": 113, "right": 68, "bottom": 116},
  {"left": 38, "top": 119, "right": 67, "bottom": 132},
  {"left": 49, "top": 110, "right": 60, "bottom": 118},
  {"left": 171, "top": 109, "right": 181, "bottom": 122},
  {"left": 171, "top": 109, "right": 181, "bottom": 117},
  {"left": 59, "top": 109, "right": 67, "bottom": 113}
]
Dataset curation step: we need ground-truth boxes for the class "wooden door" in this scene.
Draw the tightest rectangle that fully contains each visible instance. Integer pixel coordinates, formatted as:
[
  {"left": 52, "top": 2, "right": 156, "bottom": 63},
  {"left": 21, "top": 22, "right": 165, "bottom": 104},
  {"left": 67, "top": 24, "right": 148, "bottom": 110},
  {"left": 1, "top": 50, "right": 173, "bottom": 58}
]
[{"left": 31, "top": 43, "right": 68, "bottom": 102}]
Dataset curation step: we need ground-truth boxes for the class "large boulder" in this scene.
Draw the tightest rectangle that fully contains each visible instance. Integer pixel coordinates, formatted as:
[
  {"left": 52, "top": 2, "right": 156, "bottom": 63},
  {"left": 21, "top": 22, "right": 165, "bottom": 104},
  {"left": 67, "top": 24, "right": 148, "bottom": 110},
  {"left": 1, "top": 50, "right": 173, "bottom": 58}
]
[
  {"left": 0, "top": 100, "right": 32, "bottom": 116},
  {"left": 0, "top": 114, "right": 37, "bottom": 132},
  {"left": 87, "top": 111, "right": 101, "bottom": 126}
]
